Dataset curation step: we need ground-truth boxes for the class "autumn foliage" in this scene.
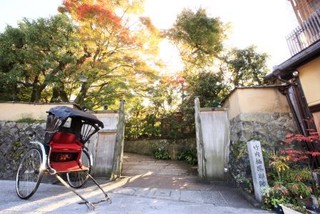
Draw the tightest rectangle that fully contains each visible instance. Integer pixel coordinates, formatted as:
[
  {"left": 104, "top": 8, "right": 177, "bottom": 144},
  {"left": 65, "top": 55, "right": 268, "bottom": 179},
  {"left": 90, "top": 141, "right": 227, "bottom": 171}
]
[
  {"left": 60, "top": 0, "right": 135, "bottom": 45},
  {"left": 62, "top": 0, "right": 121, "bottom": 26},
  {"left": 282, "top": 131, "right": 320, "bottom": 166},
  {"left": 52, "top": 0, "right": 162, "bottom": 108},
  {"left": 77, "top": 4, "right": 121, "bottom": 25}
]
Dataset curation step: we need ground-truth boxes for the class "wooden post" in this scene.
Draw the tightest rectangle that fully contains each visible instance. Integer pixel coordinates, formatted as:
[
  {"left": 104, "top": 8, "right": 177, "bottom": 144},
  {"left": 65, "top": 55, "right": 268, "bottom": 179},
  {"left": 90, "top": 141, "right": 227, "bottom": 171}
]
[
  {"left": 110, "top": 100, "right": 125, "bottom": 180},
  {"left": 194, "top": 97, "right": 206, "bottom": 179}
]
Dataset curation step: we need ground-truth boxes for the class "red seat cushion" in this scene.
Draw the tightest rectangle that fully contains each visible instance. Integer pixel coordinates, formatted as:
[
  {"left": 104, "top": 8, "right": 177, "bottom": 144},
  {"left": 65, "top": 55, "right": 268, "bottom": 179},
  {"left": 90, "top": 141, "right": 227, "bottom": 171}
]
[
  {"left": 49, "top": 132, "right": 83, "bottom": 172},
  {"left": 50, "top": 132, "right": 82, "bottom": 151}
]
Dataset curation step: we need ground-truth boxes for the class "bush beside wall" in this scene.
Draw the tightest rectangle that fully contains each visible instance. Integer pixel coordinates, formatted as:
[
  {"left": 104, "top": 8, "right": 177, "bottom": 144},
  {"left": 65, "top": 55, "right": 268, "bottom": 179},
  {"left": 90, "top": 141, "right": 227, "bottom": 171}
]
[{"left": 124, "top": 138, "right": 196, "bottom": 160}]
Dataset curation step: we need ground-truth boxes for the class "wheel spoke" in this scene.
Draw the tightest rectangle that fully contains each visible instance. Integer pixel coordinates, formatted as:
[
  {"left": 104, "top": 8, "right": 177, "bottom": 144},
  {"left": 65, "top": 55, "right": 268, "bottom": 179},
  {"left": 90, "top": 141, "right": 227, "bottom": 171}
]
[
  {"left": 16, "top": 148, "right": 43, "bottom": 199},
  {"left": 67, "top": 150, "right": 91, "bottom": 188}
]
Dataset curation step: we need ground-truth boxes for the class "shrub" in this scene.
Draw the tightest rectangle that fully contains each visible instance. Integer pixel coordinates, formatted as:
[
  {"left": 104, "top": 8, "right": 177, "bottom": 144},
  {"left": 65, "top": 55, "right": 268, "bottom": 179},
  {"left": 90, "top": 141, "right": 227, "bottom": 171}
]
[
  {"left": 263, "top": 183, "right": 290, "bottom": 209},
  {"left": 17, "top": 117, "right": 44, "bottom": 123},
  {"left": 125, "top": 111, "right": 194, "bottom": 140},
  {"left": 153, "top": 147, "right": 171, "bottom": 160},
  {"left": 177, "top": 149, "right": 197, "bottom": 165},
  {"left": 263, "top": 131, "right": 320, "bottom": 211}
]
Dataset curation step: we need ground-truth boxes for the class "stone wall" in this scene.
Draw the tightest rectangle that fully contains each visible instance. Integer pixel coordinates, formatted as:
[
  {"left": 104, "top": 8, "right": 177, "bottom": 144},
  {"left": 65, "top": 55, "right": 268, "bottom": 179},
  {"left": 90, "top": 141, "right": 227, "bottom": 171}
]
[
  {"left": 0, "top": 121, "right": 46, "bottom": 180},
  {"left": 228, "top": 112, "right": 297, "bottom": 186}
]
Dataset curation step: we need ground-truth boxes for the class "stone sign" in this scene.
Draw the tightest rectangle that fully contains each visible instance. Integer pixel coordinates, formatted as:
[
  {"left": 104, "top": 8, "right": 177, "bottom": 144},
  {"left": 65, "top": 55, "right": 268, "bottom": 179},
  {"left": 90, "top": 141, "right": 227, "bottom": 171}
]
[{"left": 247, "top": 140, "right": 268, "bottom": 202}]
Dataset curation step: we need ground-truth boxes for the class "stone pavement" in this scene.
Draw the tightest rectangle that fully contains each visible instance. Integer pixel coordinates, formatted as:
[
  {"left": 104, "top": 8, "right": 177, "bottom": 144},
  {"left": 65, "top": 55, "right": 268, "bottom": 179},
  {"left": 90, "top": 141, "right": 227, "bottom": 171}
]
[{"left": 0, "top": 153, "right": 273, "bottom": 213}]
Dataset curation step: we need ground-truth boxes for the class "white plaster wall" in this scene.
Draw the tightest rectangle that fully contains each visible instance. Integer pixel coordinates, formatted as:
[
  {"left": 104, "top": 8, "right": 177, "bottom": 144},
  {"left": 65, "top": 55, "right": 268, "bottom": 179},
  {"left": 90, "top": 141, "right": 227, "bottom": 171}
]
[
  {"left": 0, "top": 103, "right": 73, "bottom": 121},
  {"left": 224, "top": 87, "right": 290, "bottom": 120}
]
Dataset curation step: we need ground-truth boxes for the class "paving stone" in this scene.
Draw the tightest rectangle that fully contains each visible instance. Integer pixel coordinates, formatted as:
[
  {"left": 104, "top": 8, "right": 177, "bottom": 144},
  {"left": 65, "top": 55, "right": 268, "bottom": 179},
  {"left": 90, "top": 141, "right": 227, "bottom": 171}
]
[
  {"left": 111, "top": 187, "right": 136, "bottom": 196},
  {"left": 180, "top": 190, "right": 204, "bottom": 203},
  {"left": 118, "top": 153, "right": 264, "bottom": 212},
  {"left": 201, "top": 191, "right": 228, "bottom": 205}
]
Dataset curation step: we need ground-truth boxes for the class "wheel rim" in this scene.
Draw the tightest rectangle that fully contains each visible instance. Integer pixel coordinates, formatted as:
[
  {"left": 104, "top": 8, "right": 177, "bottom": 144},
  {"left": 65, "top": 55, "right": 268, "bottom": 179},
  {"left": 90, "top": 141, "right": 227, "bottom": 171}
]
[{"left": 16, "top": 148, "right": 42, "bottom": 199}]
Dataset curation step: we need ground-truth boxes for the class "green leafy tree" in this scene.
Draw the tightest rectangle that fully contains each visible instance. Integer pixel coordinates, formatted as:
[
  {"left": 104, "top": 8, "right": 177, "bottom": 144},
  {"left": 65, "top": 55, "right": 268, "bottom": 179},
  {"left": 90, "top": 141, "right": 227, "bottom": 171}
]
[
  {"left": 0, "top": 27, "right": 25, "bottom": 101},
  {"left": 167, "top": 8, "right": 226, "bottom": 69},
  {"left": 0, "top": 15, "right": 79, "bottom": 102},
  {"left": 126, "top": 74, "right": 186, "bottom": 140},
  {"left": 167, "top": 8, "right": 228, "bottom": 129},
  {"left": 222, "top": 46, "right": 270, "bottom": 87},
  {"left": 186, "top": 71, "right": 229, "bottom": 107},
  {"left": 167, "top": 8, "right": 227, "bottom": 104},
  {"left": 166, "top": 9, "right": 270, "bottom": 138}
]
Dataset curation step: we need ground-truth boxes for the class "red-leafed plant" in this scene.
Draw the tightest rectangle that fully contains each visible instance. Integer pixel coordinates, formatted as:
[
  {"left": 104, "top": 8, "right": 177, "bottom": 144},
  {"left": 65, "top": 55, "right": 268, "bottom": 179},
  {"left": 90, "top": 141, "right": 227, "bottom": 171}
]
[
  {"left": 282, "top": 131, "right": 320, "bottom": 169},
  {"left": 263, "top": 130, "right": 320, "bottom": 212}
]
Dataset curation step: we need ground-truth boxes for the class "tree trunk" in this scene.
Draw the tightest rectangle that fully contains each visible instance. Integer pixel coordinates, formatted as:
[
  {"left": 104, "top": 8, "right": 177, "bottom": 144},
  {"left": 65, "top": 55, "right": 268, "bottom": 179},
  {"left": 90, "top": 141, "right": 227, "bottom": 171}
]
[
  {"left": 30, "top": 81, "right": 47, "bottom": 102},
  {"left": 74, "top": 82, "right": 89, "bottom": 105},
  {"left": 50, "top": 87, "right": 60, "bottom": 102}
]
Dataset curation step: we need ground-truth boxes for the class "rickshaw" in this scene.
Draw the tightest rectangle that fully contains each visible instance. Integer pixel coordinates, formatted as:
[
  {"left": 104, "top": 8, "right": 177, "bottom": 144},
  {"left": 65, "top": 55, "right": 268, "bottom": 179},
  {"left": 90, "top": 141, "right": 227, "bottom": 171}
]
[{"left": 15, "top": 106, "right": 111, "bottom": 210}]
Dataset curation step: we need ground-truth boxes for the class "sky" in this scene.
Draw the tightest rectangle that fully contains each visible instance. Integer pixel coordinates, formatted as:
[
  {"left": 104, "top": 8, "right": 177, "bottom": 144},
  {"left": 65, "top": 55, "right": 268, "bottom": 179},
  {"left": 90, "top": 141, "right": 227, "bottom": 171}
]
[{"left": 0, "top": 0, "right": 298, "bottom": 70}]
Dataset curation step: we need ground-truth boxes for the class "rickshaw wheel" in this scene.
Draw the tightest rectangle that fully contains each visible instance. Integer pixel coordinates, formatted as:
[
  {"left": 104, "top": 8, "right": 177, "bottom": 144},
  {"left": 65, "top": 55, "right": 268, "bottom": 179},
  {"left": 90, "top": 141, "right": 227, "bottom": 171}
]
[
  {"left": 66, "top": 149, "right": 91, "bottom": 188},
  {"left": 15, "top": 148, "right": 43, "bottom": 199}
]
